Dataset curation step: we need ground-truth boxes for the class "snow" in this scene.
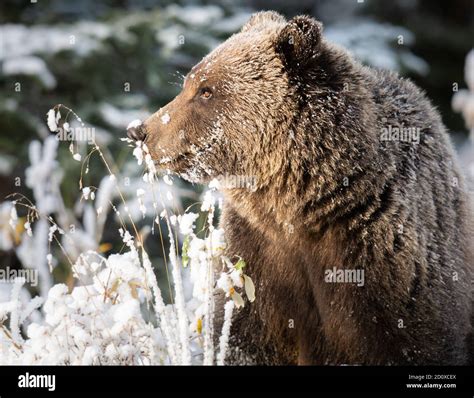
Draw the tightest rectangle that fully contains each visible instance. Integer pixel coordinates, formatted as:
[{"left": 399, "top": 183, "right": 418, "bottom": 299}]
[
  {"left": 216, "top": 300, "right": 235, "bottom": 365},
  {"left": 136, "top": 188, "right": 147, "bottom": 218},
  {"left": 229, "top": 270, "right": 243, "bottom": 288},
  {"left": 163, "top": 175, "right": 173, "bottom": 185},
  {"left": 25, "top": 137, "right": 63, "bottom": 214},
  {"left": 118, "top": 175, "right": 194, "bottom": 222},
  {"left": 0, "top": 22, "right": 112, "bottom": 61},
  {"left": 24, "top": 222, "right": 32, "bottom": 237},
  {"left": 156, "top": 25, "right": 184, "bottom": 52},
  {"left": 166, "top": 5, "right": 224, "bottom": 27},
  {"left": 465, "top": 49, "right": 474, "bottom": 90},
  {"left": 0, "top": 196, "right": 255, "bottom": 365},
  {"left": 0, "top": 154, "right": 14, "bottom": 176},
  {"left": 0, "top": 202, "right": 15, "bottom": 250},
  {"left": 201, "top": 191, "right": 215, "bottom": 211},
  {"left": 216, "top": 273, "right": 232, "bottom": 294},
  {"left": 170, "top": 214, "right": 178, "bottom": 226},
  {"left": 118, "top": 228, "right": 135, "bottom": 249},
  {"left": 48, "top": 225, "right": 57, "bottom": 242},
  {"left": 325, "top": 20, "right": 429, "bottom": 75},
  {"left": 94, "top": 175, "right": 116, "bottom": 236},
  {"left": 212, "top": 12, "right": 253, "bottom": 34},
  {"left": 127, "top": 119, "right": 143, "bottom": 130},
  {"left": 46, "top": 254, "right": 53, "bottom": 271},
  {"left": 453, "top": 49, "right": 474, "bottom": 134},
  {"left": 99, "top": 103, "right": 149, "bottom": 130},
  {"left": 82, "top": 187, "right": 93, "bottom": 200},
  {"left": 132, "top": 144, "right": 144, "bottom": 165},
  {"left": 3, "top": 56, "right": 56, "bottom": 89},
  {"left": 161, "top": 112, "right": 171, "bottom": 125},
  {"left": 159, "top": 157, "right": 172, "bottom": 164},
  {"left": 453, "top": 50, "right": 474, "bottom": 191},
  {"left": 0, "top": 22, "right": 115, "bottom": 94},
  {"left": 46, "top": 109, "right": 57, "bottom": 132},
  {"left": 112, "top": 300, "right": 140, "bottom": 325},
  {"left": 0, "top": 103, "right": 257, "bottom": 365},
  {"left": 208, "top": 178, "right": 220, "bottom": 190},
  {"left": 178, "top": 212, "right": 199, "bottom": 235},
  {"left": 9, "top": 204, "right": 18, "bottom": 229},
  {"left": 47, "top": 284, "right": 68, "bottom": 300}
]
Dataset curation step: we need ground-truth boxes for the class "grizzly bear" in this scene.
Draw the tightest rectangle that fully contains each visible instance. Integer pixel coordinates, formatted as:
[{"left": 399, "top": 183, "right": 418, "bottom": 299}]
[{"left": 128, "top": 11, "right": 474, "bottom": 365}]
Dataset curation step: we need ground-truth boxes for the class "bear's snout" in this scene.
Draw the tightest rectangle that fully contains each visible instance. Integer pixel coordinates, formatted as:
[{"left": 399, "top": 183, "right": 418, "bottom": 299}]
[{"left": 127, "top": 124, "right": 147, "bottom": 142}]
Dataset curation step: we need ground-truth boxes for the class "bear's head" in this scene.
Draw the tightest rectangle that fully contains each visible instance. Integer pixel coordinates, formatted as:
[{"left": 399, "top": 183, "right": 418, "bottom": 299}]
[{"left": 129, "top": 11, "right": 328, "bottom": 190}]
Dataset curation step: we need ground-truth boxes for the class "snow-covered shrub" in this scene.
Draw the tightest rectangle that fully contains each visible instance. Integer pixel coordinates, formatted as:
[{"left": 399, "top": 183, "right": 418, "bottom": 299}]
[
  {"left": 0, "top": 105, "right": 253, "bottom": 365},
  {"left": 452, "top": 49, "right": 474, "bottom": 138},
  {"left": 453, "top": 49, "right": 474, "bottom": 192}
]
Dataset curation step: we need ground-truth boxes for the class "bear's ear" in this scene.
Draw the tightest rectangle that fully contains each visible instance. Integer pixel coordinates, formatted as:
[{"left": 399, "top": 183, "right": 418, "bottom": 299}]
[
  {"left": 275, "top": 16, "right": 323, "bottom": 70},
  {"left": 241, "top": 11, "right": 286, "bottom": 33}
]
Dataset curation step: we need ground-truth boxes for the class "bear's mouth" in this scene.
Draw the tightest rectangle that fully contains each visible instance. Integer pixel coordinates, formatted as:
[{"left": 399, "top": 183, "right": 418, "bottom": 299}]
[
  {"left": 157, "top": 143, "right": 213, "bottom": 169},
  {"left": 155, "top": 131, "right": 222, "bottom": 172},
  {"left": 157, "top": 152, "right": 192, "bottom": 168}
]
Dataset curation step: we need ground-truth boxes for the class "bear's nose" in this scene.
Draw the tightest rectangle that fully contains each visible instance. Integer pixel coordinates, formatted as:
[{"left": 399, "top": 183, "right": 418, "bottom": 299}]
[{"left": 127, "top": 124, "right": 147, "bottom": 142}]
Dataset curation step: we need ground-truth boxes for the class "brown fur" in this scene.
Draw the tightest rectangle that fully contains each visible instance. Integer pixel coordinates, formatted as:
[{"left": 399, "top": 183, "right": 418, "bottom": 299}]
[{"left": 133, "top": 11, "right": 474, "bottom": 365}]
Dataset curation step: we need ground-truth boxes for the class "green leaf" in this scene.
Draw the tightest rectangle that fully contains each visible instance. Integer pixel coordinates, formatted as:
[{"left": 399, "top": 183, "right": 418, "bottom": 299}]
[
  {"left": 235, "top": 259, "right": 246, "bottom": 271},
  {"left": 182, "top": 235, "right": 190, "bottom": 267}
]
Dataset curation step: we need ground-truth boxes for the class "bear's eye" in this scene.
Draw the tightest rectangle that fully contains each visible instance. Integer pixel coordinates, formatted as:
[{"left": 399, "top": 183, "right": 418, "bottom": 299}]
[{"left": 199, "top": 88, "right": 213, "bottom": 100}]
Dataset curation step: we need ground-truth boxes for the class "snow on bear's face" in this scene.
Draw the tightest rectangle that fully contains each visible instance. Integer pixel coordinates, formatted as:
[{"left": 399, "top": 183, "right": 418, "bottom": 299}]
[{"left": 142, "top": 12, "right": 323, "bottom": 187}]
